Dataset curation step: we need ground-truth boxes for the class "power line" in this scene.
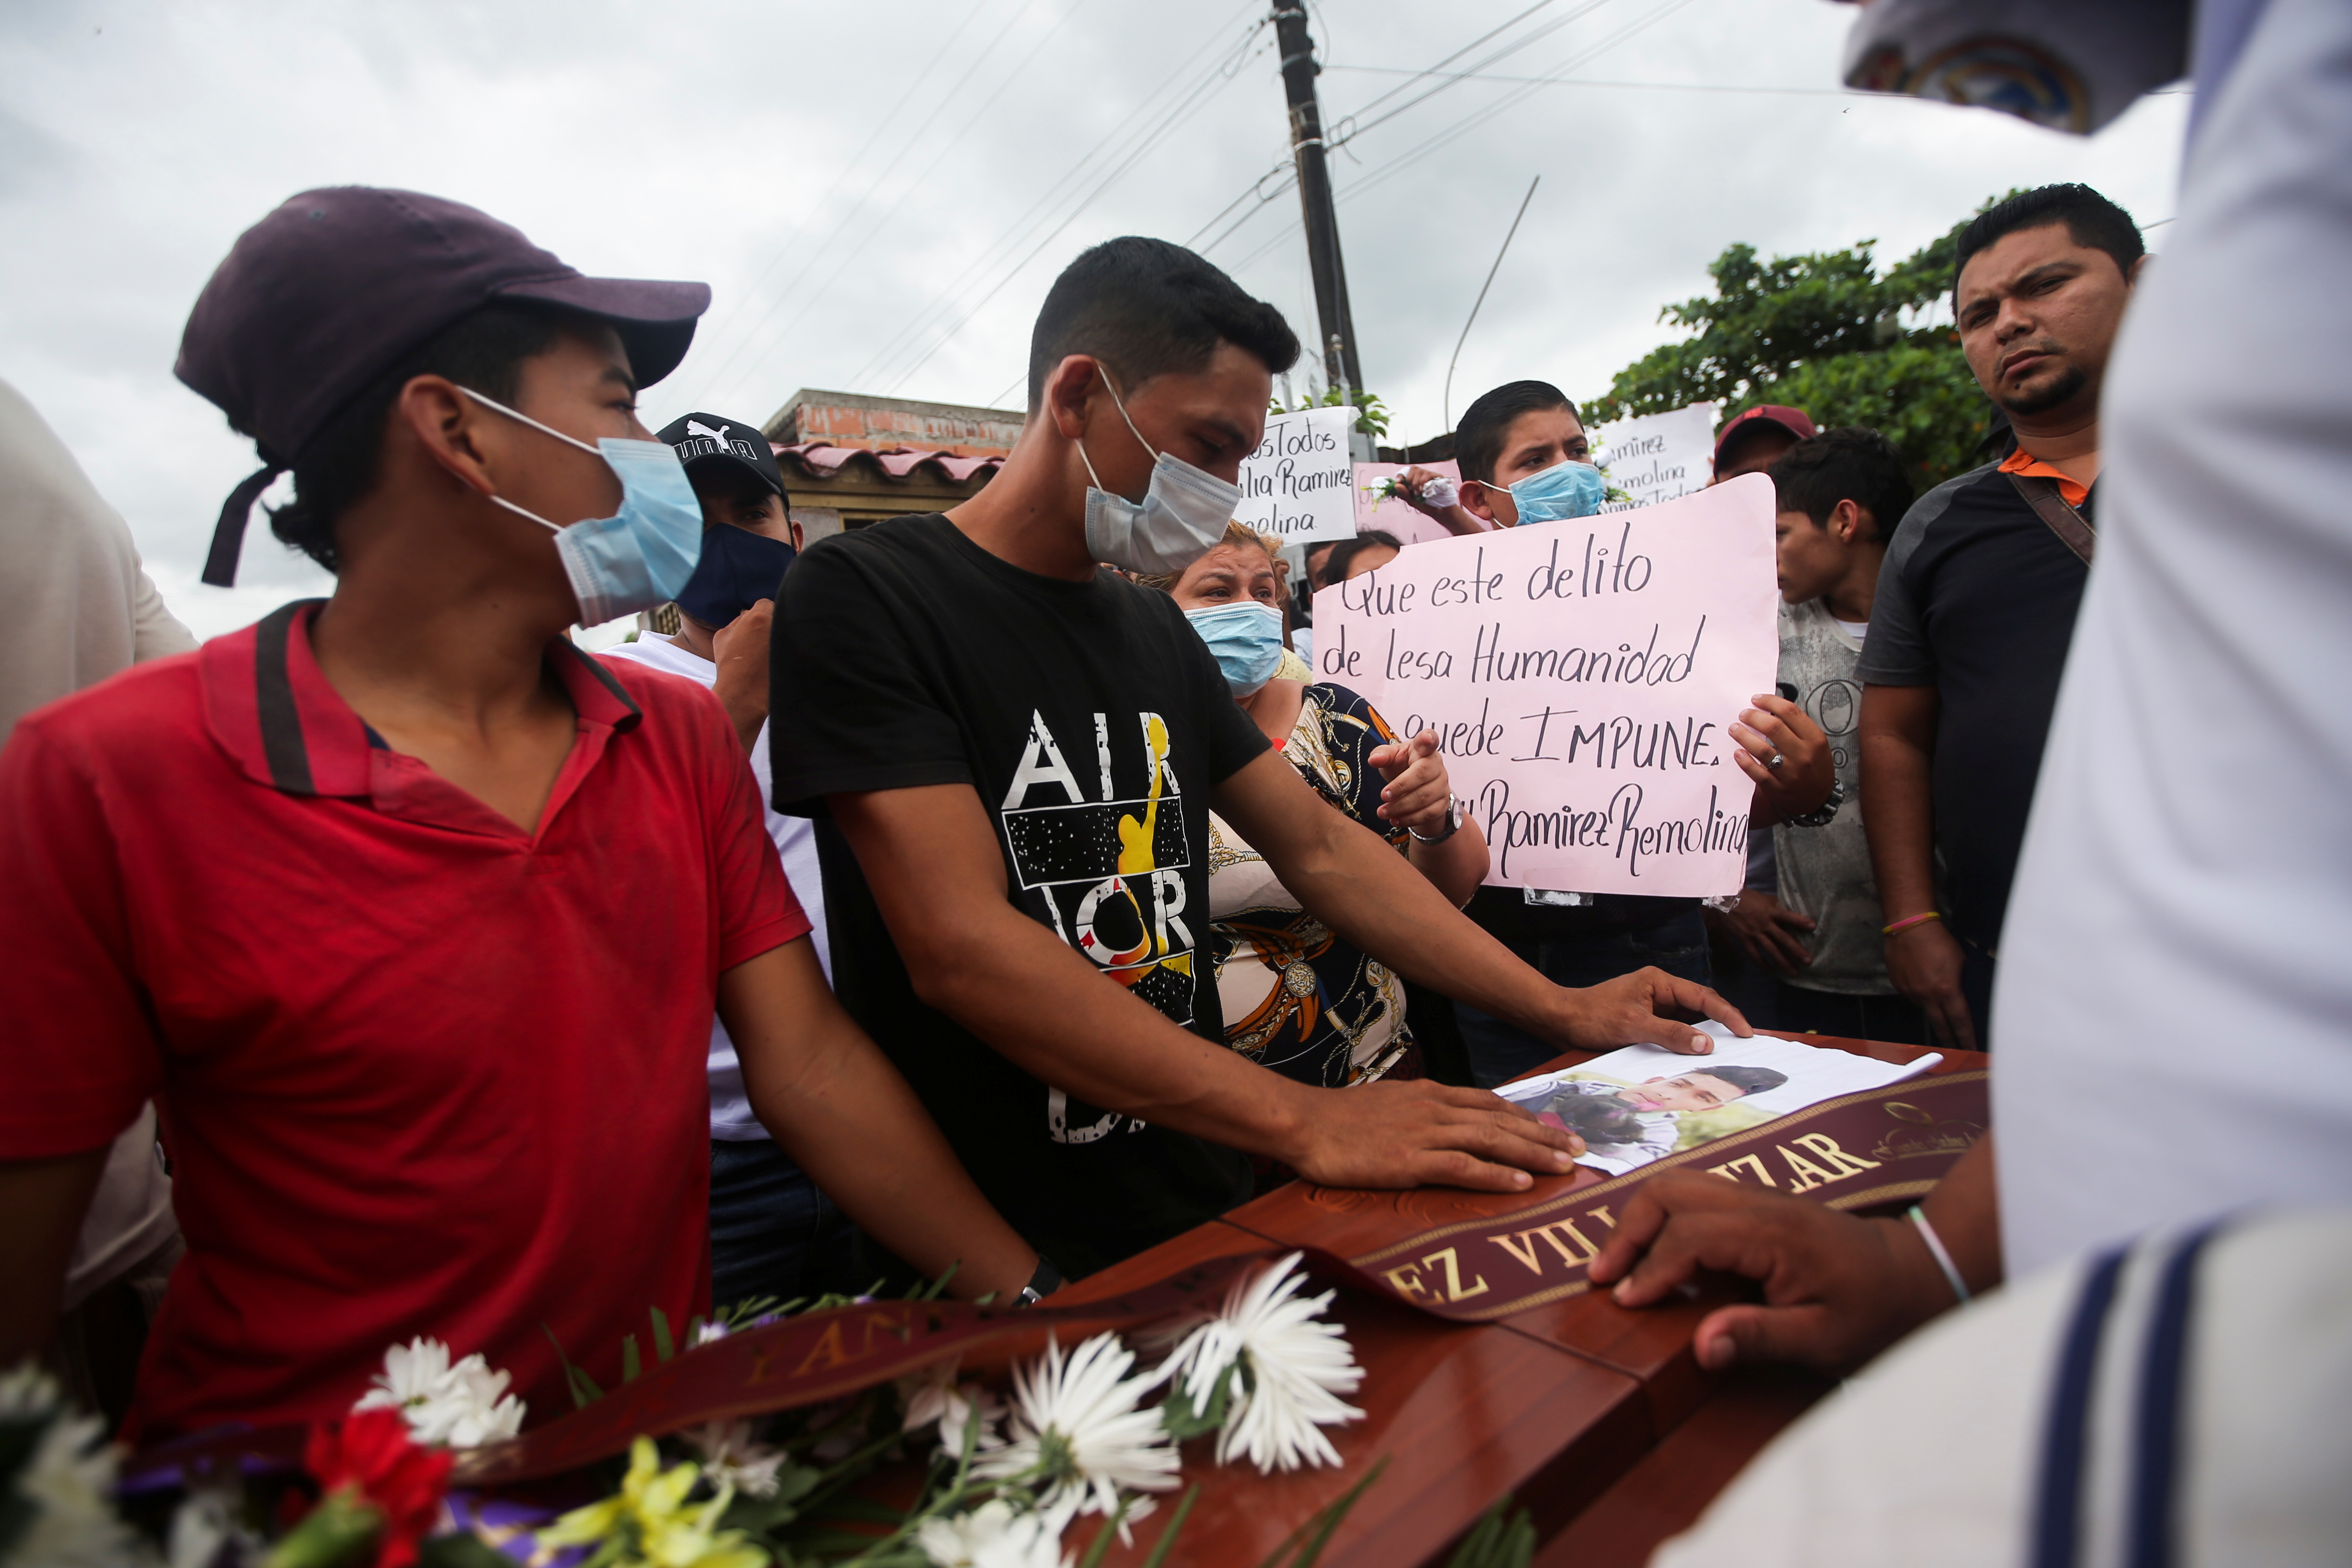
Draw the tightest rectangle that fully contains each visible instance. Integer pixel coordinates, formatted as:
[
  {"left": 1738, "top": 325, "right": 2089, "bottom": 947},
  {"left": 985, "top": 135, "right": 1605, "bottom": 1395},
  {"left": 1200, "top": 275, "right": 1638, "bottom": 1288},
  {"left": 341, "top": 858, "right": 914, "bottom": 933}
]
[
  {"left": 1325, "top": 0, "right": 1625, "bottom": 150},
  {"left": 702, "top": 0, "right": 1085, "bottom": 413},
  {"left": 839, "top": 0, "right": 1267, "bottom": 393},
  {"left": 1327, "top": 65, "right": 1866, "bottom": 98},
  {"left": 677, "top": 0, "right": 1003, "bottom": 410},
  {"left": 868, "top": 13, "right": 1273, "bottom": 396},
  {"left": 1183, "top": 0, "right": 1612, "bottom": 265},
  {"left": 1444, "top": 174, "right": 1539, "bottom": 432},
  {"left": 1337, "top": 0, "right": 1707, "bottom": 200}
]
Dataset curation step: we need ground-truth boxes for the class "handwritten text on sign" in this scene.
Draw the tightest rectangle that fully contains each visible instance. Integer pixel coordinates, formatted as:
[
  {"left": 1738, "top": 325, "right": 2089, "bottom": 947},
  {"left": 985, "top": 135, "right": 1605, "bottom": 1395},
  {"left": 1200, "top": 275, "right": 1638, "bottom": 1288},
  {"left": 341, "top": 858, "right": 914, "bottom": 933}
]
[
  {"left": 1312, "top": 475, "right": 1779, "bottom": 897},
  {"left": 1590, "top": 401, "right": 1716, "bottom": 514},
  {"left": 1236, "top": 405, "right": 1357, "bottom": 543}
]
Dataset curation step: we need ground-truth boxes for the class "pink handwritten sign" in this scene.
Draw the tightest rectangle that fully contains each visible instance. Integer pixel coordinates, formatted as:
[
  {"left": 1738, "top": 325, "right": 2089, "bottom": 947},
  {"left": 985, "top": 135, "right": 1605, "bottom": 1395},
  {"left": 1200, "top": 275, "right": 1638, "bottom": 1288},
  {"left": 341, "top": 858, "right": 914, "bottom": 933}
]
[{"left": 1311, "top": 475, "right": 1779, "bottom": 898}]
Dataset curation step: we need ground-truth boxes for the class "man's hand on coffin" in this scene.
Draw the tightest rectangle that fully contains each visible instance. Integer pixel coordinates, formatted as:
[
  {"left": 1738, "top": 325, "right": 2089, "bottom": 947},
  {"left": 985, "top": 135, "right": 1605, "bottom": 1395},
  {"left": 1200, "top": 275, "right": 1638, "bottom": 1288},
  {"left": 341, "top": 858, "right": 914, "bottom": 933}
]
[
  {"left": 1559, "top": 967, "right": 1750, "bottom": 1056},
  {"left": 1584, "top": 1171, "right": 1956, "bottom": 1375},
  {"left": 1287, "top": 1078, "right": 1586, "bottom": 1194}
]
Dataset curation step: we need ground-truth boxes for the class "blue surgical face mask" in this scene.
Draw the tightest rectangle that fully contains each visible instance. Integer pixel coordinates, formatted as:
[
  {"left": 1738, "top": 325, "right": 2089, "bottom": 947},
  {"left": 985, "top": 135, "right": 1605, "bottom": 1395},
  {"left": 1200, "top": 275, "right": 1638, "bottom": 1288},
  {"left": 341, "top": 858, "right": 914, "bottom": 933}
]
[
  {"left": 461, "top": 389, "right": 706, "bottom": 626},
  {"left": 1185, "top": 600, "right": 1287, "bottom": 698},
  {"left": 1487, "top": 457, "right": 1606, "bottom": 525},
  {"left": 1076, "top": 370, "right": 1245, "bottom": 575}
]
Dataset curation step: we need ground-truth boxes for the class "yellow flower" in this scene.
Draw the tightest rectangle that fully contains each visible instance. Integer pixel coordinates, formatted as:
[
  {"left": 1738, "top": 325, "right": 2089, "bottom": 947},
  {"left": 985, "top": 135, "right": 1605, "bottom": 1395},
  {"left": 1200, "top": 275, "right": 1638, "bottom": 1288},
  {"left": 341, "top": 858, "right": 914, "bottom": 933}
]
[{"left": 537, "top": 1437, "right": 769, "bottom": 1568}]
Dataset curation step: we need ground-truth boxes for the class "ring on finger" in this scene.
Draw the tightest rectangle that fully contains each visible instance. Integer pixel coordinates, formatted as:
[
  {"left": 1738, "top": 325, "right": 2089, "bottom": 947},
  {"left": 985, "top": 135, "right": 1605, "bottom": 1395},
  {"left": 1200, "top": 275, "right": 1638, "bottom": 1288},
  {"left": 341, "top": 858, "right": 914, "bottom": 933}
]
[{"left": 1766, "top": 752, "right": 1785, "bottom": 771}]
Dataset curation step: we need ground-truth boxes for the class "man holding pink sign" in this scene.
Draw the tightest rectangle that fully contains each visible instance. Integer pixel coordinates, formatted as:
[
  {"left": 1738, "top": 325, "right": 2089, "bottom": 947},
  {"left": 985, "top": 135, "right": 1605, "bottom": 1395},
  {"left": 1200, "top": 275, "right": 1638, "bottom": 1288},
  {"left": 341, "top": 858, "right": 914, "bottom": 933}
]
[{"left": 1368, "top": 379, "right": 1833, "bottom": 1086}]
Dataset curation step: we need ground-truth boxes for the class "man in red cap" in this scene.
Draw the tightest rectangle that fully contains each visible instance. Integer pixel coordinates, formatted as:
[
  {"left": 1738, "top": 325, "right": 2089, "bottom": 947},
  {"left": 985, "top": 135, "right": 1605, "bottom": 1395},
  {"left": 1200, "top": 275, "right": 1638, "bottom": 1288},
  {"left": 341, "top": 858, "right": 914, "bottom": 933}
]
[
  {"left": 1710, "top": 404, "right": 1819, "bottom": 485},
  {"left": 0, "top": 188, "right": 1038, "bottom": 1442}
]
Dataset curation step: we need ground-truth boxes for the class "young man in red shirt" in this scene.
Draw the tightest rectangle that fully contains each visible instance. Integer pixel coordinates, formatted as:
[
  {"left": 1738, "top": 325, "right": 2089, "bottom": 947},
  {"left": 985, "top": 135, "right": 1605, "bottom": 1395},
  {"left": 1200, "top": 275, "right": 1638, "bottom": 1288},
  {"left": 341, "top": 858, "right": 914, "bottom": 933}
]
[{"left": 0, "top": 188, "right": 1037, "bottom": 1442}]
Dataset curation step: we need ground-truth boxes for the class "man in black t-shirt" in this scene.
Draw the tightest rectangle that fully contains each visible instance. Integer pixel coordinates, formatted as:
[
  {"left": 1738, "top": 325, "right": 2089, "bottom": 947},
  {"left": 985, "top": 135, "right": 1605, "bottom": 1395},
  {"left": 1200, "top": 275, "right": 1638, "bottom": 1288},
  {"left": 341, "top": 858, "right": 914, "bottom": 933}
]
[
  {"left": 1859, "top": 184, "right": 2144, "bottom": 1053},
  {"left": 772, "top": 238, "right": 1746, "bottom": 1280}
]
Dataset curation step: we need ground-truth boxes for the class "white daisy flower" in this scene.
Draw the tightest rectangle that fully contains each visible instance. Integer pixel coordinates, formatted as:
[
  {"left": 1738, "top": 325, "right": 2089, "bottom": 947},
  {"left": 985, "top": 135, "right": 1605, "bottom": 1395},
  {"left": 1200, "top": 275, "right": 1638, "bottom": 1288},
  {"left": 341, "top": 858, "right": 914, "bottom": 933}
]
[
  {"left": 973, "top": 1334, "right": 1181, "bottom": 1526},
  {"left": 899, "top": 1361, "right": 1007, "bottom": 1455},
  {"left": 680, "top": 1418, "right": 789, "bottom": 1498},
  {"left": 1156, "top": 1252, "right": 1364, "bottom": 1472},
  {"left": 914, "top": 1497, "right": 1071, "bottom": 1568},
  {"left": 352, "top": 1336, "right": 526, "bottom": 1447},
  {"left": 694, "top": 1320, "right": 731, "bottom": 1347},
  {"left": 0, "top": 1366, "right": 143, "bottom": 1568}
]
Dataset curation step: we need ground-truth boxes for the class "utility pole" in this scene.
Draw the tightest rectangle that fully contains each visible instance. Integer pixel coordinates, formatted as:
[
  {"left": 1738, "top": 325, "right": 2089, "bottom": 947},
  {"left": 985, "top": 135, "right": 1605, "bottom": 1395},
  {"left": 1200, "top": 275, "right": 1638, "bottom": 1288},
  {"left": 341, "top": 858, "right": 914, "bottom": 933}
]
[{"left": 1271, "top": 4, "right": 1364, "bottom": 427}]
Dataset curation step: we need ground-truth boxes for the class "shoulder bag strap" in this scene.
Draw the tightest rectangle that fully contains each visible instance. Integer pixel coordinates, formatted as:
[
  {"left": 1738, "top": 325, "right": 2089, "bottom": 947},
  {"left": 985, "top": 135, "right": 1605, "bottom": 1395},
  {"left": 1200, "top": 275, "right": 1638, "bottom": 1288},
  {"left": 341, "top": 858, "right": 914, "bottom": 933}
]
[{"left": 2007, "top": 470, "right": 2098, "bottom": 566}]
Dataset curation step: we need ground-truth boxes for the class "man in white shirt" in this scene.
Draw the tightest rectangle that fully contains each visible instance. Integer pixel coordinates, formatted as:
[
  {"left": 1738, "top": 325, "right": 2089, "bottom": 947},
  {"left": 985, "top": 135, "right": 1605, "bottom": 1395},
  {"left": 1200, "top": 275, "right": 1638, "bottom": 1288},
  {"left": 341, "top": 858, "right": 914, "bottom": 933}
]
[
  {"left": 1588, "top": 2, "right": 2352, "bottom": 1557},
  {"left": 604, "top": 410, "right": 846, "bottom": 1309}
]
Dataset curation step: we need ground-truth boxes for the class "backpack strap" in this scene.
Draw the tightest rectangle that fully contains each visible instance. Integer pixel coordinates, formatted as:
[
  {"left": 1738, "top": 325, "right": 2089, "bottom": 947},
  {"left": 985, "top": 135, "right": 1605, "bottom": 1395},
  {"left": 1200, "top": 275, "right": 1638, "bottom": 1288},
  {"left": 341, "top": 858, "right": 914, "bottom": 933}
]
[{"left": 2007, "top": 470, "right": 2098, "bottom": 566}]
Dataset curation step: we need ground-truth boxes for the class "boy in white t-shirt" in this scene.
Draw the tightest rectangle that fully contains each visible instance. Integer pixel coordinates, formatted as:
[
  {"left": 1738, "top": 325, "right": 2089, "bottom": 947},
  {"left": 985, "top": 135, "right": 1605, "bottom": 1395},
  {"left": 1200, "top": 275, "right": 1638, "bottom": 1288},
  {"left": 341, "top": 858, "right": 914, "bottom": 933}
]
[
  {"left": 604, "top": 410, "right": 849, "bottom": 1309},
  {"left": 1719, "top": 428, "right": 1929, "bottom": 1045}
]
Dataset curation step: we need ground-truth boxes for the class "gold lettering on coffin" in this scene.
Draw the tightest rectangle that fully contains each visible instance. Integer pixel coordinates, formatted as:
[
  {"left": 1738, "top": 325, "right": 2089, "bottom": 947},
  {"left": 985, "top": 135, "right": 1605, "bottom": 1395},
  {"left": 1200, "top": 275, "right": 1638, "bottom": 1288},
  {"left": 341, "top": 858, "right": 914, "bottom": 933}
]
[
  {"left": 1485, "top": 1206, "right": 1618, "bottom": 1277},
  {"left": 1383, "top": 1247, "right": 1493, "bottom": 1302},
  {"left": 1707, "top": 1135, "right": 1881, "bottom": 1194}
]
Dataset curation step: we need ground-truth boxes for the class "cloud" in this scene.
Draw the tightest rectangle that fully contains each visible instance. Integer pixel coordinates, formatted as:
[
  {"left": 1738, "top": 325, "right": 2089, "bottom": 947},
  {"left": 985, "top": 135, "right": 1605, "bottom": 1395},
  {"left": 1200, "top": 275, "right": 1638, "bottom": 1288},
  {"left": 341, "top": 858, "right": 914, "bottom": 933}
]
[{"left": 0, "top": 0, "right": 2183, "bottom": 638}]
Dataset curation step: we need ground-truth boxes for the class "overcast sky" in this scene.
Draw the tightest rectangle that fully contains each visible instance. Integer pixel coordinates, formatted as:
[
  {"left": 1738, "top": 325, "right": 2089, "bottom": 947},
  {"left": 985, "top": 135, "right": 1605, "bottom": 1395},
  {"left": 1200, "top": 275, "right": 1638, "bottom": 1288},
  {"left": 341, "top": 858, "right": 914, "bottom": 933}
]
[{"left": 2, "top": 0, "right": 2186, "bottom": 638}]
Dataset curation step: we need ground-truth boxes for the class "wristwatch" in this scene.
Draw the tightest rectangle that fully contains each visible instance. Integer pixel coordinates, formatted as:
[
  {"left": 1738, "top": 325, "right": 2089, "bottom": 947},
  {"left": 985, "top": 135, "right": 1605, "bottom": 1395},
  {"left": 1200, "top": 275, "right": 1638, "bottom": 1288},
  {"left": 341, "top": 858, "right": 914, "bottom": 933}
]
[
  {"left": 1409, "top": 794, "right": 1463, "bottom": 845},
  {"left": 1784, "top": 776, "right": 1846, "bottom": 828}
]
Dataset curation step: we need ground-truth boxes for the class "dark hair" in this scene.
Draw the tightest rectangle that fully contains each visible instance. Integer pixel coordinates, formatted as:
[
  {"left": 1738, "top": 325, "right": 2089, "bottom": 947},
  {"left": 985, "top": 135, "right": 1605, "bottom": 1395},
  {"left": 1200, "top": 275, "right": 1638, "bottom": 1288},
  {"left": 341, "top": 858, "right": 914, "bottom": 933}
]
[
  {"left": 266, "top": 301, "right": 570, "bottom": 572},
  {"left": 1455, "top": 380, "right": 1579, "bottom": 486},
  {"left": 1027, "top": 236, "right": 1299, "bottom": 410},
  {"left": 1769, "top": 427, "right": 1913, "bottom": 543},
  {"left": 1953, "top": 184, "right": 2144, "bottom": 310},
  {"left": 1321, "top": 530, "right": 1403, "bottom": 582},
  {"left": 1699, "top": 1066, "right": 1787, "bottom": 1097}
]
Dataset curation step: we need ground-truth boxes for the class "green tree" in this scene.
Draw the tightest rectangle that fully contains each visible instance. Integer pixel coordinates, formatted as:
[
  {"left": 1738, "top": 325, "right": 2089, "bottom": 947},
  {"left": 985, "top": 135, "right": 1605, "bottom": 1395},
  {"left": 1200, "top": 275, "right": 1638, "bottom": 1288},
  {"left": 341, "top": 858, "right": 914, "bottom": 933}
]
[{"left": 1585, "top": 206, "right": 2001, "bottom": 492}]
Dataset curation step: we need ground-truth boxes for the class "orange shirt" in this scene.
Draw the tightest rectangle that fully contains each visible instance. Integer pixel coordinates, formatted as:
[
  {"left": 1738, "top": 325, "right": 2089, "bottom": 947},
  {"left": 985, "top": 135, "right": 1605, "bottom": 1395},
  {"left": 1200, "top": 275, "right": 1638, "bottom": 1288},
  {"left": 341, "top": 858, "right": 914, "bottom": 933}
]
[{"left": 1999, "top": 446, "right": 2092, "bottom": 508}]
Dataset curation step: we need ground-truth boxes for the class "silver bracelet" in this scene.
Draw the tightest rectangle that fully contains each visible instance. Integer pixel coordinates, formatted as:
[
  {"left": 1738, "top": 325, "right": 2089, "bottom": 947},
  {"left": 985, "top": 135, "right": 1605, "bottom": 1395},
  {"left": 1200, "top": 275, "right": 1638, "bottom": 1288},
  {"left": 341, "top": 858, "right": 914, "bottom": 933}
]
[{"left": 1907, "top": 1204, "right": 1971, "bottom": 1304}]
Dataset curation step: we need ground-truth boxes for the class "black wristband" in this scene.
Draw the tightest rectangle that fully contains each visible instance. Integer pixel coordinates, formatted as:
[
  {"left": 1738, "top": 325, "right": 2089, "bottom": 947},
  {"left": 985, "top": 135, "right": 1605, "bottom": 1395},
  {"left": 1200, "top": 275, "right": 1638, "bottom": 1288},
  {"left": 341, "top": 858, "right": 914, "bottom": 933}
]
[{"left": 1017, "top": 1255, "right": 1064, "bottom": 1307}]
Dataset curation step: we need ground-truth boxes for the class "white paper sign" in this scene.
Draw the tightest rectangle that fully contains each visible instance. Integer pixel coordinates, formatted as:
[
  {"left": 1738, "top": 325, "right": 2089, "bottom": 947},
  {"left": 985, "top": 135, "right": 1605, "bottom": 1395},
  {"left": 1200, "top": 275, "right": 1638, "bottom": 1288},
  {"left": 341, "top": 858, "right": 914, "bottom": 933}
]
[
  {"left": 1237, "top": 406, "right": 1358, "bottom": 543},
  {"left": 1591, "top": 402, "right": 1718, "bottom": 513},
  {"left": 1312, "top": 475, "right": 1779, "bottom": 898}
]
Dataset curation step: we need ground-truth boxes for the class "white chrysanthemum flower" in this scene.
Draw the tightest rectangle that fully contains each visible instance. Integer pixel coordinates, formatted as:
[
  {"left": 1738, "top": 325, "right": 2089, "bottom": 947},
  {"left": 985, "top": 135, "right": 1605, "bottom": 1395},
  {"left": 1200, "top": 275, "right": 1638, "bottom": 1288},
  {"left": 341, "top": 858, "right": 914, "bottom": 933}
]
[
  {"left": 914, "top": 1498, "right": 1071, "bottom": 1568},
  {"left": 2, "top": 1367, "right": 144, "bottom": 1568},
  {"left": 899, "top": 1361, "right": 1007, "bottom": 1454},
  {"left": 1157, "top": 1253, "right": 1363, "bottom": 1472},
  {"left": 352, "top": 1336, "right": 526, "bottom": 1447},
  {"left": 694, "top": 1320, "right": 731, "bottom": 1347},
  {"left": 680, "top": 1419, "right": 788, "bottom": 1499},
  {"left": 973, "top": 1334, "right": 1180, "bottom": 1527}
]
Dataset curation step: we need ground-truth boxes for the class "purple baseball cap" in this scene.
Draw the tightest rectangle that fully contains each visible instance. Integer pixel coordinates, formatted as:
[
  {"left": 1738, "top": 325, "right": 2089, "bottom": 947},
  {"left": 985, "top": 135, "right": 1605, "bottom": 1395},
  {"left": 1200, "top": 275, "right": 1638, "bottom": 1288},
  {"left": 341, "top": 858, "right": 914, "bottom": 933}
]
[{"left": 178, "top": 187, "right": 711, "bottom": 586}]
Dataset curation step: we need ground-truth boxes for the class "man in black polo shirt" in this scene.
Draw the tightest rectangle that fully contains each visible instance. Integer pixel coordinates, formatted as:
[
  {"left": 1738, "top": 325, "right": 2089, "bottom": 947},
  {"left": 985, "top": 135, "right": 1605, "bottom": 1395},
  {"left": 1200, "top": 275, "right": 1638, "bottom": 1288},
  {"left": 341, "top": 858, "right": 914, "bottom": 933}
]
[
  {"left": 1860, "top": 184, "right": 2144, "bottom": 1051},
  {"left": 773, "top": 239, "right": 1747, "bottom": 1280}
]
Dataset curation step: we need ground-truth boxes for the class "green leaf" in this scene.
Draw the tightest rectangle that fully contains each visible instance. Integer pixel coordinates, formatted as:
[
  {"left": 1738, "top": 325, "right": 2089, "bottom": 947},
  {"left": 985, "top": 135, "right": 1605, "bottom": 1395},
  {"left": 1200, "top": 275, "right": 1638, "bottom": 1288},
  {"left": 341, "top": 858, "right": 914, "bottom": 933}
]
[
  {"left": 620, "top": 1334, "right": 641, "bottom": 1385},
  {"left": 650, "top": 1307, "right": 675, "bottom": 1364},
  {"left": 541, "top": 1323, "right": 603, "bottom": 1409},
  {"left": 1158, "top": 1360, "right": 1240, "bottom": 1441},
  {"left": 1137, "top": 1486, "right": 1202, "bottom": 1568},
  {"left": 417, "top": 1533, "right": 521, "bottom": 1568},
  {"left": 1442, "top": 1496, "right": 1537, "bottom": 1568},
  {"left": 1076, "top": 1495, "right": 1134, "bottom": 1568},
  {"left": 1259, "top": 1454, "right": 1390, "bottom": 1568}
]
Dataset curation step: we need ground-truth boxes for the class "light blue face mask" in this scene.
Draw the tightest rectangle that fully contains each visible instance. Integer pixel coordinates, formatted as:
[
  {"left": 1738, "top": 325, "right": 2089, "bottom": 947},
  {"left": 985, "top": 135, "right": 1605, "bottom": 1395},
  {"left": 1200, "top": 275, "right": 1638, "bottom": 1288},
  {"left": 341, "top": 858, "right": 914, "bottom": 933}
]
[
  {"left": 1482, "top": 457, "right": 1606, "bottom": 525},
  {"left": 461, "top": 389, "right": 705, "bottom": 626},
  {"left": 1076, "top": 369, "right": 1246, "bottom": 575},
  {"left": 1184, "top": 600, "right": 1287, "bottom": 698}
]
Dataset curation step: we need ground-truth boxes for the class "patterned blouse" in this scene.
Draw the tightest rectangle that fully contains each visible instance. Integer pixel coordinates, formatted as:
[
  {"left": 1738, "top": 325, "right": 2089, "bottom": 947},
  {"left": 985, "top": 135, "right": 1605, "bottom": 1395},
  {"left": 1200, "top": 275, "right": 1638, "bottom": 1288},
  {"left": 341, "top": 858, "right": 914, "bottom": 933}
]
[{"left": 1206, "top": 683, "right": 1414, "bottom": 1087}]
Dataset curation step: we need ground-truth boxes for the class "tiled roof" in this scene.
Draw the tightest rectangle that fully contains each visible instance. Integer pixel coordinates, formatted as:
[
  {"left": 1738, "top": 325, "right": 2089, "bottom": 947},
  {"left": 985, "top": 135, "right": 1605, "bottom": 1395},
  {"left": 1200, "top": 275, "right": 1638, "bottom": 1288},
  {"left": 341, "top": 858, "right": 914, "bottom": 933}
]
[{"left": 772, "top": 441, "right": 1005, "bottom": 483}]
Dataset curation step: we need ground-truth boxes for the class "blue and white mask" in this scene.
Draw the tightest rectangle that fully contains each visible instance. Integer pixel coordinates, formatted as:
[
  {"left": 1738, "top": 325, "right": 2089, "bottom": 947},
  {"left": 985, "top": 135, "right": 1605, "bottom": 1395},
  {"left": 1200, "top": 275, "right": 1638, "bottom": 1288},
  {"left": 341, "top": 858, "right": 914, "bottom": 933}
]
[
  {"left": 1076, "top": 370, "right": 1245, "bottom": 576},
  {"left": 1184, "top": 600, "right": 1287, "bottom": 698},
  {"left": 462, "top": 389, "right": 705, "bottom": 626},
  {"left": 1483, "top": 457, "right": 1606, "bottom": 526}
]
